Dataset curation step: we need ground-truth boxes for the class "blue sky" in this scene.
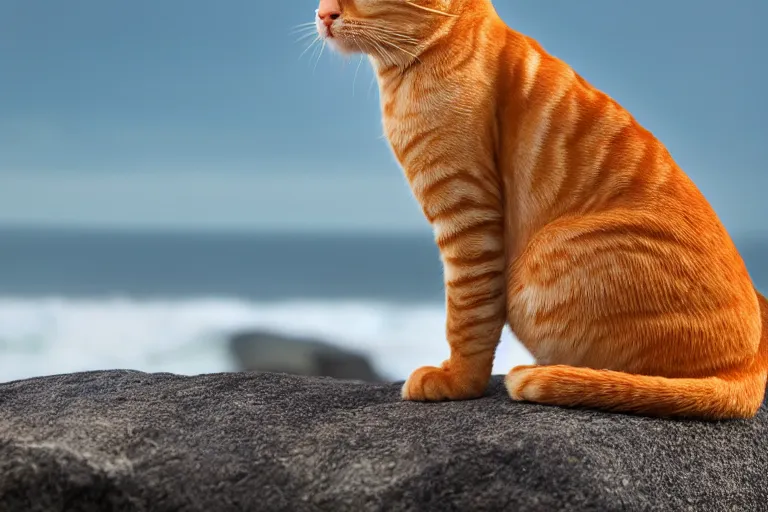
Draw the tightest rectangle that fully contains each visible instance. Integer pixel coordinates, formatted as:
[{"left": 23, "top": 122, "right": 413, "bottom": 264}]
[{"left": 0, "top": 0, "right": 765, "bottom": 234}]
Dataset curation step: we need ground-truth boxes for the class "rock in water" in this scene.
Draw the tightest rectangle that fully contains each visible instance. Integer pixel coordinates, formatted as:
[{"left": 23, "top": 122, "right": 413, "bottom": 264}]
[
  {"left": 0, "top": 370, "right": 765, "bottom": 511},
  {"left": 228, "top": 330, "right": 385, "bottom": 382}
]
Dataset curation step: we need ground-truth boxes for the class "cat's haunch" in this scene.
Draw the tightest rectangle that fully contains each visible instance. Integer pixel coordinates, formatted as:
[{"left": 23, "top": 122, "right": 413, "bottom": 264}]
[{"left": 312, "top": 0, "right": 768, "bottom": 420}]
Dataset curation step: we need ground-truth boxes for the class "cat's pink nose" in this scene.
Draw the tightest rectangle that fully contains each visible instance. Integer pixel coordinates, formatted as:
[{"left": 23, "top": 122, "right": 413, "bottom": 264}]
[{"left": 317, "top": 0, "right": 341, "bottom": 27}]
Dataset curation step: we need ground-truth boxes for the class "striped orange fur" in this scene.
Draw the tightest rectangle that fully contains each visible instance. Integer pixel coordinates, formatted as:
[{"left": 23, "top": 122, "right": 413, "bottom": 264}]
[{"left": 314, "top": 0, "right": 768, "bottom": 419}]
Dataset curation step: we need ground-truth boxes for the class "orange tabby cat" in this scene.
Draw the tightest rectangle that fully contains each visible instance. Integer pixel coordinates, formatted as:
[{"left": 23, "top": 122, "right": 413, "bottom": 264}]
[{"left": 313, "top": 0, "right": 768, "bottom": 419}]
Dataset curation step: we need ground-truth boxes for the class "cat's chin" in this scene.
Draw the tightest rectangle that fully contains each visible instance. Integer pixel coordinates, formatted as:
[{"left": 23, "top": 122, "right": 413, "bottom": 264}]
[{"left": 324, "top": 37, "right": 362, "bottom": 56}]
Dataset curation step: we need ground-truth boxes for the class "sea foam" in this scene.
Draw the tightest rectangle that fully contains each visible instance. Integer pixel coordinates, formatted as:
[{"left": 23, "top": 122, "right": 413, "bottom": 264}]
[{"left": 0, "top": 296, "right": 534, "bottom": 384}]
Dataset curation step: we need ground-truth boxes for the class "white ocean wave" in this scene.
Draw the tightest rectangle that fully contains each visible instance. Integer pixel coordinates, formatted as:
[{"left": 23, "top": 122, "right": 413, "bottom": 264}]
[{"left": 0, "top": 296, "right": 534, "bottom": 384}]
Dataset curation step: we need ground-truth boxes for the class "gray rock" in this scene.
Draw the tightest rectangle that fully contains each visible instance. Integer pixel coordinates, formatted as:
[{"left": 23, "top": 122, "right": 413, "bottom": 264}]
[
  {"left": 228, "top": 330, "right": 385, "bottom": 382},
  {"left": 0, "top": 370, "right": 766, "bottom": 511}
]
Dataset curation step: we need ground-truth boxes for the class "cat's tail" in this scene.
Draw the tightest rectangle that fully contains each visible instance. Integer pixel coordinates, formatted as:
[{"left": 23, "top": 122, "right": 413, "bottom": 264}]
[{"left": 505, "top": 291, "right": 768, "bottom": 420}]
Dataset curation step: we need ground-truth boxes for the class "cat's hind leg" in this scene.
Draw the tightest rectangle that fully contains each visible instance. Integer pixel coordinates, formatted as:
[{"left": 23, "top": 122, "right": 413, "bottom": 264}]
[{"left": 503, "top": 212, "right": 767, "bottom": 419}]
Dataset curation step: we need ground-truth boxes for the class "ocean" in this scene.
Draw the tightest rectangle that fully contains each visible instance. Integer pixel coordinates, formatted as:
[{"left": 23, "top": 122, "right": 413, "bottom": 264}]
[{"left": 0, "top": 227, "right": 765, "bottom": 384}]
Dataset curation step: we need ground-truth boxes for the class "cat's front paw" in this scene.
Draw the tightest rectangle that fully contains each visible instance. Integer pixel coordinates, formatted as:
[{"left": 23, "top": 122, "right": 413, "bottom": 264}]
[{"left": 401, "top": 361, "right": 487, "bottom": 401}]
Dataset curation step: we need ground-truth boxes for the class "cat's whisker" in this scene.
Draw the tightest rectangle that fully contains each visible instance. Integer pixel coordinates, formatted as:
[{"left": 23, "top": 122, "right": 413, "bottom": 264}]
[
  {"left": 313, "top": 40, "right": 327, "bottom": 74},
  {"left": 294, "top": 31, "right": 320, "bottom": 43},
  {"left": 369, "top": 37, "right": 397, "bottom": 67},
  {"left": 367, "top": 41, "right": 386, "bottom": 63},
  {"left": 289, "top": 27, "right": 319, "bottom": 37},
  {"left": 356, "top": 33, "right": 382, "bottom": 59},
  {"left": 369, "top": 32, "right": 420, "bottom": 46},
  {"left": 368, "top": 27, "right": 420, "bottom": 41},
  {"left": 289, "top": 21, "right": 318, "bottom": 31},
  {"left": 298, "top": 36, "right": 321, "bottom": 60},
  {"left": 350, "top": 33, "right": 420, "bottom": 53},
  {"left": 352, "top": 54, "right": 364, "bottom": 97},
  {"left": 343, "top": 23, "right": 421, "bottom": 66},
  {"left": 353, "top": 23, "right": 421, "bottom": 44},
  {"left": 356, "top": 23, "right": 419, "bottom": 37},
  {"left": 367, "top": 73, "right": 377, "bottom": 99},
  {"left": 309, "top": 40, "right": 323, "bottom": 65},
  {"left": 363, "top": 31, "right": 420, "bottom": 66},
  {"left": 377, "top": 38, "right": 421, "bottom": 62},
  {"left": 291, "top": 25, "right": 319, "bottom": 35},
  {"left": 404, "top": 1, "right": 458, "bottom": 18}
]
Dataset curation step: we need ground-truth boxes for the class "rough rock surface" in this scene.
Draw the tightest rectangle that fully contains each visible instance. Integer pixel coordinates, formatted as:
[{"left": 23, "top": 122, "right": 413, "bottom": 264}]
[{"left": 0, "top": 370, "right": 766, "bottom": 511}]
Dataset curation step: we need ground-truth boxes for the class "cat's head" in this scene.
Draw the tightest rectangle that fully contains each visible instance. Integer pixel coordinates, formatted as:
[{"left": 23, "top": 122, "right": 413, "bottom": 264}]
[{"left": 313, "top": 0, "right": 483, "bottom": 65}]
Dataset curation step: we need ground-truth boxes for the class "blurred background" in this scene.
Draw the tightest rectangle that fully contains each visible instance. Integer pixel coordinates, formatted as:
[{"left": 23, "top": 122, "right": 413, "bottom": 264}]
[{"left": 0, "top": 0, "right": 765, "bottom": 384}]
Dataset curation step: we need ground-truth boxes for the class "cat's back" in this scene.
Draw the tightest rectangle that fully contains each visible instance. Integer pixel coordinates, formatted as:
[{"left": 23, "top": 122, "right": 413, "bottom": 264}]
[{"left": 492, "top": 27, "right": 742, "bottom": 255}]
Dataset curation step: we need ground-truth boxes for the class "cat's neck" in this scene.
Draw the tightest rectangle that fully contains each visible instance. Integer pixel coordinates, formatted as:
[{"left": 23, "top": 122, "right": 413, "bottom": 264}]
[
  {"left": 367, "top": 26, "right": 452, "bottom": 78},
  {"left": 369, "top": 2, "right": 501, "bottom": 80}
]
